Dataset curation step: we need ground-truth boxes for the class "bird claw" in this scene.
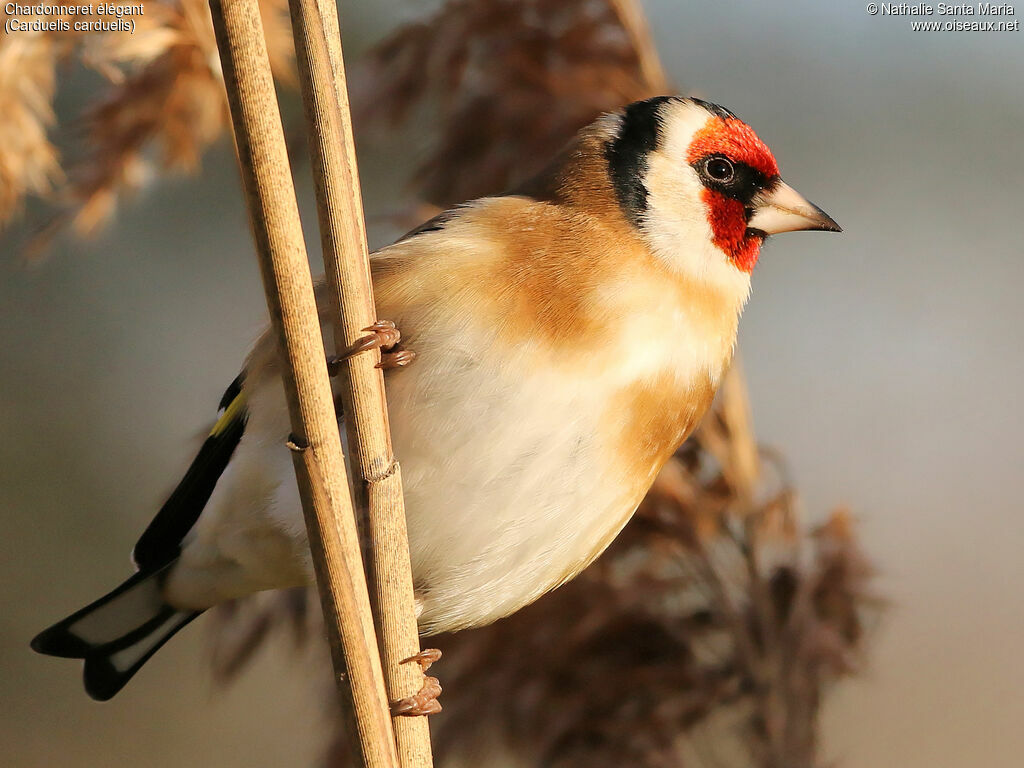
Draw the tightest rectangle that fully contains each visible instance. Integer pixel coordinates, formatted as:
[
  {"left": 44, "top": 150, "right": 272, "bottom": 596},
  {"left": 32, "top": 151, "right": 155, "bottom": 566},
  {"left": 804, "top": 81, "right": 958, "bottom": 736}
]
[
  {"left": 390, "top": 677, "right": 442, "bottom": 717},
  {"left": 360, "top": 319, "right": 403, "bottom": 350},
  {"left": 389, "top": 648, "right": 442, "bottom": 717},
  {"left": 401, "top": 648, "right": 442, "bottom": 670},
  {"left": 378, "top": 348, "right": 416, "bottom": 369},
  {"left": 328, "top": 320, "right": 414, "bottom": 374}
]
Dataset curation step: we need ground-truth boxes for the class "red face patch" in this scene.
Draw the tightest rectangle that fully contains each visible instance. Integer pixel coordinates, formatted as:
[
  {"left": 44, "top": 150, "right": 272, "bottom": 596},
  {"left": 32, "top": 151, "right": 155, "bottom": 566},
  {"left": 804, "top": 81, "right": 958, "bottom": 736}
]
[
  {"left": 686, "top": 117, "right": 778, "bottom": 179},
  {"left": 698, "top": 192, "right": 762, "bottom": 273},
  {"left": 686, "top": 117, "right": 778, "bottom": 273}
]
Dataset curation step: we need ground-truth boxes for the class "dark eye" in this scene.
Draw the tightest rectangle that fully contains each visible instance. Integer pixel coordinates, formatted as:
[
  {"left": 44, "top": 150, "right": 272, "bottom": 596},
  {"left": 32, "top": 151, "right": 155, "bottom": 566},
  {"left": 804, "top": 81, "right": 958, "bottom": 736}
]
[{"left": 705, "top": 157, "right": 735, "bottom": 182}]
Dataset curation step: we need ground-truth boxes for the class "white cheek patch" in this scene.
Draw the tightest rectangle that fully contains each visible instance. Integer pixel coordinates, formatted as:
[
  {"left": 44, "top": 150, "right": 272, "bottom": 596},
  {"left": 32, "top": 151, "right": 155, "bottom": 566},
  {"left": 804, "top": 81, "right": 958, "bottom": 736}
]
[{"left": 638, "top": 102, "right": 752, "bottom": 302}]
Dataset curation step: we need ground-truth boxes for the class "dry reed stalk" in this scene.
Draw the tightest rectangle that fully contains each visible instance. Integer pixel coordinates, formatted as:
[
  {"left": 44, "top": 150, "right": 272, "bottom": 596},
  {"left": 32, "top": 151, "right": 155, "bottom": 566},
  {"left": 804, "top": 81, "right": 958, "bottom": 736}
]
[
  {"left": 287, "top": 0, "right": 432, "bottom": 764},
  {"left": 607, "top": 0, "right": 668, "bottom": 91},
  {"left": 207, "top": 0, "right": 396, "bottom": 765}
]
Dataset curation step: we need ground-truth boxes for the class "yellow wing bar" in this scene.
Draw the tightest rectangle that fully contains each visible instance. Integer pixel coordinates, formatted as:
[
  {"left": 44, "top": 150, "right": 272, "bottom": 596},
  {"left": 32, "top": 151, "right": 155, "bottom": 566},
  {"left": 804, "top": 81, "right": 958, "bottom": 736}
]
[{"left": 210, "top": 390, "right": 247, "bottom": 437}]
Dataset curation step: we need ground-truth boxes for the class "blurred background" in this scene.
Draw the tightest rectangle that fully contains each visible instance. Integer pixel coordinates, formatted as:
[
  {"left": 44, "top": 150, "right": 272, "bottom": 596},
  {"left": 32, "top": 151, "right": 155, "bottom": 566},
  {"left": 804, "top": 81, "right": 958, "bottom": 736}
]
[{"left": 2, "top": 1, "right": 1023, "bottom": 766}]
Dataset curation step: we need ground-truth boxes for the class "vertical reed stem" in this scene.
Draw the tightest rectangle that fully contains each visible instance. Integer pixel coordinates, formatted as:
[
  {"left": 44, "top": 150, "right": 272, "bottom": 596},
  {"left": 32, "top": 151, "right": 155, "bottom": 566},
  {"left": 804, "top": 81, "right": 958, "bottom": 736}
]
[
  {"left": 286, "top": 0, "right": 434, "bottom": 765},
  {"left": 208, "top": 0, "right": 398, "bottom": 765}
]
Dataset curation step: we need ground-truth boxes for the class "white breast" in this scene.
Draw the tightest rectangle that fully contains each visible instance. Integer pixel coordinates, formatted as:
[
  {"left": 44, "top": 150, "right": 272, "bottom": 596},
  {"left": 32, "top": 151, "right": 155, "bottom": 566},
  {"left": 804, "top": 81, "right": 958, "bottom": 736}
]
[
  {"left": 384, "top": 284, "right": 728, "bottom": 633},
  {"left": 382, "top": 319, "right": 606, "bottom": 633}
]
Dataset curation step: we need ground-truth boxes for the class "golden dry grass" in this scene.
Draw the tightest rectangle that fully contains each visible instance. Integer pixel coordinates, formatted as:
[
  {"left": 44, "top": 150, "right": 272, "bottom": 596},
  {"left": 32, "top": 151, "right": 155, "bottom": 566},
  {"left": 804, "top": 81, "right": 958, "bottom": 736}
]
[{"left": 0, "top": 0, "right": 292, "bottom": 253}]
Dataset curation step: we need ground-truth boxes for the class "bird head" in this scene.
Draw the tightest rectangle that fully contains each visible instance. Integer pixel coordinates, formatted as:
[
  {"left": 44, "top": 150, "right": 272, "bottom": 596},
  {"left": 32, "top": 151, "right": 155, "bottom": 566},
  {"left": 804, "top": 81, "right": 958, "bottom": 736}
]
[{"left": 604, "top": 96, "right": 839, "bottom": 294}]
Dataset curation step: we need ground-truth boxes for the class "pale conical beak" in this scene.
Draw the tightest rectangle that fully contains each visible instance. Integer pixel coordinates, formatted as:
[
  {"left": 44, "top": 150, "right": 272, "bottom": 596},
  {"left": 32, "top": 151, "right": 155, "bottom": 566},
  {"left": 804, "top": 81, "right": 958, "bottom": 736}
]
[{"left": 747, "top": 181, "right": 841, "bottom": 235}]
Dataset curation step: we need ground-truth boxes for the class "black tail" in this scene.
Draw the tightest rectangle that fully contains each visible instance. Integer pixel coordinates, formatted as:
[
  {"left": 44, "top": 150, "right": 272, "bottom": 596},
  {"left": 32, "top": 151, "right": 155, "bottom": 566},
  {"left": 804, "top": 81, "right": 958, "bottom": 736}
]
[
  {"left": 31, "top": 563, "right": 200, "bottom": 700},
  {"left": 32, "top": 374, "right": 248, "bottom": 699}
]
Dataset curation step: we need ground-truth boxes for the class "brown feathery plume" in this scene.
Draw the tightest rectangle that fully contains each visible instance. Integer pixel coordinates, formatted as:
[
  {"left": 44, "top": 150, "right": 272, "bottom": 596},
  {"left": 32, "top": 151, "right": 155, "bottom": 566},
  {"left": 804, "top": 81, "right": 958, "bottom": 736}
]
[
  {"left": 427, "top": 451, "right": 879, "bottom": 768},
  {"left": 0, "top": 28, "right": 64, "bottom": 227},
  {"left": 356, "top": 0, "right": 667, "bottom": 208},
  {"left": 0, "top": 0, "right": 293, "bottom": 253}
]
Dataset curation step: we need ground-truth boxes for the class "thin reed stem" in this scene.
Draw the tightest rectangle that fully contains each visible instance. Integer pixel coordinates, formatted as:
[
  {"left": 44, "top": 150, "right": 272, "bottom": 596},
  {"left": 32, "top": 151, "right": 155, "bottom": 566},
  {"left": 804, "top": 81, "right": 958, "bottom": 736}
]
[
  {"left": 286, "top": 0, "right": 434, "bottom": 764},
  {"left": 207, "top": 0, "right": 398, "bottom": 765}
]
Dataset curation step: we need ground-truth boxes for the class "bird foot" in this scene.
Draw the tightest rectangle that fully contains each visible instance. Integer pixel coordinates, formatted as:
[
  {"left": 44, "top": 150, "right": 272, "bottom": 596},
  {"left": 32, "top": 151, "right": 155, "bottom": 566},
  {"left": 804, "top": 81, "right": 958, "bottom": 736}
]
[
  {"left": 377, "top": 348, "right": 416, "bottom": 370},
  {"left": 390, "top": 648, "right": 442, "bottom": 717},
  {"left": 327, "top": 320, "right": 415, "bottom": 374}
]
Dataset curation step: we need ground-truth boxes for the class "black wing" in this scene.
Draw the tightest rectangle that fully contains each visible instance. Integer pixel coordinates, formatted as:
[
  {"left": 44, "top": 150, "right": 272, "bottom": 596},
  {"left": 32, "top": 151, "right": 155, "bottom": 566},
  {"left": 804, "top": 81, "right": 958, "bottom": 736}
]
[{"left": 131, "top": 374, "right": 248, "bottom": 569}]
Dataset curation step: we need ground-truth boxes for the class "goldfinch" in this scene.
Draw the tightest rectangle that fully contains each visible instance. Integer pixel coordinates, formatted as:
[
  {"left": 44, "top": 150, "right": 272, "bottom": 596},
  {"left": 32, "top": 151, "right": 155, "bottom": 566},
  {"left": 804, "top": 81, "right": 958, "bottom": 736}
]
[{"left": 32, "top": 96, "right": 840, "bottom": 700}]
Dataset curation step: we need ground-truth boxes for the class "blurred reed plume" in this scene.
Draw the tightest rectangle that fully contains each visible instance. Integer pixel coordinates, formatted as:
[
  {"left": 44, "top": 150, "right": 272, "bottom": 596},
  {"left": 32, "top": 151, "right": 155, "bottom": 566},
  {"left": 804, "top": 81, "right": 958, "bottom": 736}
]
[
  {"left": 0, "top": 0, "right": 292, "bottom": 253},
  {"left": 356, "top": 0, "right": 667, "bottom": 208},
  {"left": 0, "top": 0, "right": 667, "bottom": 244},
  {"left": 0, "top": 0, "right": 658, "bottom": 246}
]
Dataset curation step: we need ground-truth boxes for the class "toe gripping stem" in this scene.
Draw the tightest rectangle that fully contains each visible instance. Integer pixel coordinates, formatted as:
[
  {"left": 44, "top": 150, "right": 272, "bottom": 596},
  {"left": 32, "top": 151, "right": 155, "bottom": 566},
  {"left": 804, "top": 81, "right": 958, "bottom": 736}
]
[
  {"left": 327, "top": 320, "right": 416, "bottom": 374},
  {"left": 389, "top": 648, "right": 442, "bottom": 717}
]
